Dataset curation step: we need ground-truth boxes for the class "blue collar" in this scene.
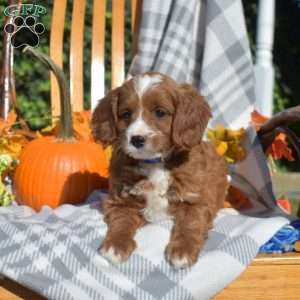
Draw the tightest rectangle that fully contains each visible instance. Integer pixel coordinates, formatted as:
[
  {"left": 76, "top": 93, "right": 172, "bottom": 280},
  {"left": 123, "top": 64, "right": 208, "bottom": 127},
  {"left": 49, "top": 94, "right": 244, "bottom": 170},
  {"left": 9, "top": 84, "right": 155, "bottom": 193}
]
[{"left": 141, "top": 157, "right": 162, "bottom": 164}]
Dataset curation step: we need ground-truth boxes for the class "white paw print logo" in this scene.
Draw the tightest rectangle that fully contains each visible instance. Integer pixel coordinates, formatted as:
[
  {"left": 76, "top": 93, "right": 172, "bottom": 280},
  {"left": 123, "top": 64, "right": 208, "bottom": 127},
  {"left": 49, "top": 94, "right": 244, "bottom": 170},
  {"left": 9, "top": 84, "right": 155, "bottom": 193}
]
[{"left": 4, "top": 15, "right": 45, "bottom": 48}]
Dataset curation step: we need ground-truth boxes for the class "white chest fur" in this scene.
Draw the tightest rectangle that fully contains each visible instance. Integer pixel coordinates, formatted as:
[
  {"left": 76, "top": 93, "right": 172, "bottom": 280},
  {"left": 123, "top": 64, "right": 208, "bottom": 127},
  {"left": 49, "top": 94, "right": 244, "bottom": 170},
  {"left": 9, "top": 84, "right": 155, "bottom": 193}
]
[{"left": 142, "top": 165, "right": 172, "bottom": 222}]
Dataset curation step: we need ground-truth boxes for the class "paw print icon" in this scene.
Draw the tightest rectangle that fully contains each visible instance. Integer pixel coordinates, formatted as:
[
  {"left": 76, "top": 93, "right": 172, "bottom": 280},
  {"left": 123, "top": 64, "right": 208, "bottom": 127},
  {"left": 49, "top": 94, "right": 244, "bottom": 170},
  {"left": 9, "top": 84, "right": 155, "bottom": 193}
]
[{"left": 4, "top": 16, "right": 45, "bottom": 48}]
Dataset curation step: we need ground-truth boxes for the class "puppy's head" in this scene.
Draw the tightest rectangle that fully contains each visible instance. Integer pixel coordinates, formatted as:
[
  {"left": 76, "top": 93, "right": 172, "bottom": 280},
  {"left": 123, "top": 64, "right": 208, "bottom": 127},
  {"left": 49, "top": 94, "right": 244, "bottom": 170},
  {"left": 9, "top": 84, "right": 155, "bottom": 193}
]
[{"left": 92, "top": 72, "right": 211, "bottom": 160}]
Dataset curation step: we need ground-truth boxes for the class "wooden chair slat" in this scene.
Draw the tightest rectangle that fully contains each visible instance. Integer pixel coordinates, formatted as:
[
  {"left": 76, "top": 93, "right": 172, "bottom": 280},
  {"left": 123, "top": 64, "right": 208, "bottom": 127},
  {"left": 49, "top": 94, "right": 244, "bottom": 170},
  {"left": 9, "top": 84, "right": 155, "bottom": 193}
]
[
  {"left": 131, "top": 0, "right": 138, "bottom": 33},
  {"left": 131, "top": 0, "right": 142, "bottom": 57},
  {"left": 50, "top": 0, "right": 67, "bottom": 116},
  {"left": 91, "top": 0, "right": 106, "bottom": 109},
  {"left": 70, "top": 0, "right": 86, "bottom": 112},
  {"left": 111, "top": 0, "right": 125, "bottom": 89}
]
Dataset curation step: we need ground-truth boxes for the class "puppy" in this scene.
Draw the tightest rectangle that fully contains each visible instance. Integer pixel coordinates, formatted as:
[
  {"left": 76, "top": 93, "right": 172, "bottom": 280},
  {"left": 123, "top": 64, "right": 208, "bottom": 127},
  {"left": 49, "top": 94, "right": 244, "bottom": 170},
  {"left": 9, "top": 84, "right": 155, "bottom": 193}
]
[{"left": 92, "top": 72, "right": 228, "bottom": 268}]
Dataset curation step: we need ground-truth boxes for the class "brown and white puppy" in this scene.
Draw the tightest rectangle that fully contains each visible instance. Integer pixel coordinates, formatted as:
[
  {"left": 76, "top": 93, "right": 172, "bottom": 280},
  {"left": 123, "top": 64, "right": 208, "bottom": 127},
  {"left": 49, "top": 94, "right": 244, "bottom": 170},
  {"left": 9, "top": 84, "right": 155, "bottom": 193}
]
[{"left": 92, "top": 72, "right": 228, "bottom": 268}]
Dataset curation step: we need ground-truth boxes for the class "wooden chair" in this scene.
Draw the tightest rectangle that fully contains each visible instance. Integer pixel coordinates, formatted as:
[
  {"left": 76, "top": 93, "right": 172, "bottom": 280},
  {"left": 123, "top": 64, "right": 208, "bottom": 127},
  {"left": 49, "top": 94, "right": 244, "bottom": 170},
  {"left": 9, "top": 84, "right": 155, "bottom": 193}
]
[
  {"left": 1, "top": 0, "right": 300, "bottom": 299},
  {"left": 50, "top": 0, "right": 141, "bottom": 115}
]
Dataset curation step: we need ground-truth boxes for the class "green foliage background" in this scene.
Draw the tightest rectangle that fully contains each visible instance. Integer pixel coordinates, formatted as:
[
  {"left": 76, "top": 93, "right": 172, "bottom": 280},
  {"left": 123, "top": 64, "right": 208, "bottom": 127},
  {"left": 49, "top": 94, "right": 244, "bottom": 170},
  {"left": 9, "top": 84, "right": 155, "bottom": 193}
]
[{"left": 0, "top": 1, "right": 299, "bottom": 161}]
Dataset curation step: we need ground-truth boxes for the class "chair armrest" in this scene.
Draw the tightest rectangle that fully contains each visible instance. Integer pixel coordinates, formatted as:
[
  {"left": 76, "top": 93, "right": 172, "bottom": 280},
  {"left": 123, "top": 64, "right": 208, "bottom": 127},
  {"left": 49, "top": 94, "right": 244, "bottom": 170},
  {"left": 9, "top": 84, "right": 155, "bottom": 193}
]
[{"left": 257, "top": 106, "right": 300, "bottom": 158}]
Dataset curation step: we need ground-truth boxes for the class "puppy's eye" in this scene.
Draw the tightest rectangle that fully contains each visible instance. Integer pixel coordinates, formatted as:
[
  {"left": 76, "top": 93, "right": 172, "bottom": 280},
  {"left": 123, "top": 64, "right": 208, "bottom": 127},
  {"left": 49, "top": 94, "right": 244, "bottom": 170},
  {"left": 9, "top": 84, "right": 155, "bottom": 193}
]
[
  {"left": 155, "top": 108, "right": 166, "bottom": 118},
  {"left": 120, "top": 110, "right": 132, "bottom": 120}
]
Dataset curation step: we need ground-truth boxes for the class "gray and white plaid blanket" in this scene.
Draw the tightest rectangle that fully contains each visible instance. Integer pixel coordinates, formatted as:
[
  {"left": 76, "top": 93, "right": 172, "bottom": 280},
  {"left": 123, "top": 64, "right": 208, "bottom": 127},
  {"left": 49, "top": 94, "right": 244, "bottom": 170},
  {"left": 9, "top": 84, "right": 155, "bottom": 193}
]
[
  {"left": 0, "top": 193, "right": 288, "bottom": 300},
  {"left": 0, "top": 0, "right": 290, "bottom": 299}
]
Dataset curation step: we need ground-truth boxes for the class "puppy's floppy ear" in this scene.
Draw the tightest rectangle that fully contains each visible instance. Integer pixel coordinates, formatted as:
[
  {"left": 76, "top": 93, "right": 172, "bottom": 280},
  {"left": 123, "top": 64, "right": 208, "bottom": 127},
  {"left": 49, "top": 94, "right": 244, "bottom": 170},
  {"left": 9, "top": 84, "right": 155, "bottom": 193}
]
[
  {"left": 172, "top": 84, "right": 212, "bottom": 149},
  {"left": 91, "top": 88, "right": 119, "bottom": 146}
]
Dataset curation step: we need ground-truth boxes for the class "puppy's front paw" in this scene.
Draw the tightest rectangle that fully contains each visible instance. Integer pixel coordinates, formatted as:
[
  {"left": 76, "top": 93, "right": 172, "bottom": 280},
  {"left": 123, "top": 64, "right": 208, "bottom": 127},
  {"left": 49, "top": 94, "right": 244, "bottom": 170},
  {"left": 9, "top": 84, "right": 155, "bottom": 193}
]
[
  {"left": 100, "top": 246, "right": 123, "bottom": 264},
  {"left": 129, "top": 180, "right": 154, "bottom": 196},
  {"left": 165, "top": 241, "right": 199, "bottom": 269},
  {"left": 100, "top": 238, "right": 136, "bottom": 264}
]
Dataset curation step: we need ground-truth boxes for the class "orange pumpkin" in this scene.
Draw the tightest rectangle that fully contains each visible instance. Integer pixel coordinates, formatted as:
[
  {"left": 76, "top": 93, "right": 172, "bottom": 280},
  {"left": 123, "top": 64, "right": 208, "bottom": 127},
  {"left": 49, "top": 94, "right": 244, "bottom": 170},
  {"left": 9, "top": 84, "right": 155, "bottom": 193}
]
[
  {"left": 14, "top": 137, "right": 108, "bottom": 210},
  {"left": 13, "top": 46, "right": 108, "bottom": 210}
]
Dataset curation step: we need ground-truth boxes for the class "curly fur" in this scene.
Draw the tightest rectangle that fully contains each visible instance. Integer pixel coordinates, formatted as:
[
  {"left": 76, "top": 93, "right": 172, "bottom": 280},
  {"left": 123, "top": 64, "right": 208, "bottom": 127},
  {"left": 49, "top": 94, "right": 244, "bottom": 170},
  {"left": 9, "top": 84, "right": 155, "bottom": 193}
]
[{"left": 92, "top": 72, "right": 228, "bottom": 268}]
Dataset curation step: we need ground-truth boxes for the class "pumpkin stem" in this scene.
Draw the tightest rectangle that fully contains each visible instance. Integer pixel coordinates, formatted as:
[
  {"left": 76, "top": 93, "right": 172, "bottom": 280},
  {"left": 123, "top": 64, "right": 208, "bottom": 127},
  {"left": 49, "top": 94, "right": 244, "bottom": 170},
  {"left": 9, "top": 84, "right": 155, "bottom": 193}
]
[{"left": 23, "top": 46, "right": 73, "bottom": 140}]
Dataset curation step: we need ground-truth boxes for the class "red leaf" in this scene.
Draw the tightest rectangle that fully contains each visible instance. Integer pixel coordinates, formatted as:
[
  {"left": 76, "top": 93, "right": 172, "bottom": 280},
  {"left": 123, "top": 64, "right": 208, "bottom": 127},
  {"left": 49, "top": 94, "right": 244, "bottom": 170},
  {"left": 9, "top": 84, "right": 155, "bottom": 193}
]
[
  {"left": 267, "top": 134, "right": 295, "bottom": 161},
  {"left": 277, "top": 198, "right": 291, "bottom": 214},
  {"left": 250, "top": 110, "right": 269, "bottom": 129}
]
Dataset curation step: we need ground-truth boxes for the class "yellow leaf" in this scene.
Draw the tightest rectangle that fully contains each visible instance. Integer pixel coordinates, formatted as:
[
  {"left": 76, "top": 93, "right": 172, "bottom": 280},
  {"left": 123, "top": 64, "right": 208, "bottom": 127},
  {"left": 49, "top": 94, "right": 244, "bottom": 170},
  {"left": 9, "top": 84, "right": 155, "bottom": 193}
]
[
  {"left": 207, "top": 129, "right": 216, "bottom": 142},
  {"left": 7, "top": 143, "right": 22, "bottom": 154},
  {"left": 104, "top": 146, "right": 112, "bottom": 160},
  {"left": 207, "top": 124, "right": 247, "bottom": 163},
  {"left": 6, "top": 111, "right": 17, "bottom": 124},
  {"left": 40, "top": 121, "right": 59, "bottom": 136},
  {"left": 226, "top": 128, "right": 245, "bottom": 141},
  {"left": 73, "top": 111, "right": 92, "bottom": 141},
  {"left": 0, "top": 132, "right": 30, "bottom": 158},
  {"left": 215, "top": 124, "right": 226, "bottom": 140},
  {"left": 216, "top": 141, "right": 228, "bottom": 156},
  {"left": 0, "top": 111, "right": 17, "bottom": 134}
]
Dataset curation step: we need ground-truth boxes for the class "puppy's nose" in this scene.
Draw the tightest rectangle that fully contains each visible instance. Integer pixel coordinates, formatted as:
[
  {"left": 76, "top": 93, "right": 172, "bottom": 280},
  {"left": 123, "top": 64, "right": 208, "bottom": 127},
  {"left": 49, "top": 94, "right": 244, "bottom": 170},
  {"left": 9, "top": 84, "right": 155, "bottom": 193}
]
[{"left": 130, "top": 135, "right": 145, "bottom": 149}]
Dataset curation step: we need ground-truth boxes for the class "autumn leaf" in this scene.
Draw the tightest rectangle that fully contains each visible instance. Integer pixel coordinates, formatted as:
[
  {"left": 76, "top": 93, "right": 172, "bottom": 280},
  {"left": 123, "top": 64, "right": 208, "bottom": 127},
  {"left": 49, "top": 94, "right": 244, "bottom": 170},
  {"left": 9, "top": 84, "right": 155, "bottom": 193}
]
[
  {"left": 38, "top": 121, "right": 59, "bottom": 137},
  {"left": 207, "top": 125, "right": 246, "bottom": 163},
  {"left": 38, "top": 111, "right": 93, "bottom": 141},
  {"left": 277, "top": 197, "right": 291, "bottom": 214},
  {"left": 267, "top": 133, "right": 295, "bottom": 161},
  {"left": 226, "top": 142, "right": 247, "bottom": 162},
  {"left": 214, "top": 124, "right": 226, "bottom": 140},
  {"left": 0, "top": 133, "right": 30, "bottom": 159},
  {"left": 0, "top": 111, "right": 17, "bottom": 134},
  {"left": 73, "top": 111, "right": 93, "bottom": 141},
  {"left": 250, "top": 110, "right": 269, "bottom": 130},
  {"left": 0, "top": 154, "right": 15, "bottom": 206},
  {"left": 0, "top": 110, "right": 33, "bottom": 159},
  {"left": 226, "top": 128, "right": 246, "bottom": 141},
  {"left": 6, "top": 110, "right": 17, "bottom": 124},
  {"left": 251, "top": 110, "right": 295, "bottom": 161},
  {"left": 0, "top": 110, "right": 110, "bottom": 162},
  {"left": 79, "top": 110, "right": 91, "bottom": 119},
  {"left": 215, "top": 141, "right": 228, "bottom": 156}
]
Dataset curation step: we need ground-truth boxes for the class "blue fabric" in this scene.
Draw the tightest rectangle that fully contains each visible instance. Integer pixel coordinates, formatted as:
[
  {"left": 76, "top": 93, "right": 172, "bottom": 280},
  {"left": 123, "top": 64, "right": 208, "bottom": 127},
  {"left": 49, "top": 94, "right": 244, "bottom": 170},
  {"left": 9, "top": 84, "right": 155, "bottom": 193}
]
[
  {"left": 291, "top": 219, "right": 300, "bottom": 229},
  {"left": 259, "top": 220, "right": 300, "bottom": 254}
]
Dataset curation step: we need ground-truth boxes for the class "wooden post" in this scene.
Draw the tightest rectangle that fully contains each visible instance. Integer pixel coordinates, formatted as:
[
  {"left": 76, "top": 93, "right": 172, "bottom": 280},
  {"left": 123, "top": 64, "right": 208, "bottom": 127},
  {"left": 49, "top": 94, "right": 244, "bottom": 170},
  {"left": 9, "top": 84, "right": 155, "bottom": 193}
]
[
  {"left": 0, "top": 17, "right": 16, "bottom": 119},
  {"left": 254, "top": 0, "right": 275, "bottom": 117},
  {"left": 0, "top": 0, "right": 19, "bottom": 120}
]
